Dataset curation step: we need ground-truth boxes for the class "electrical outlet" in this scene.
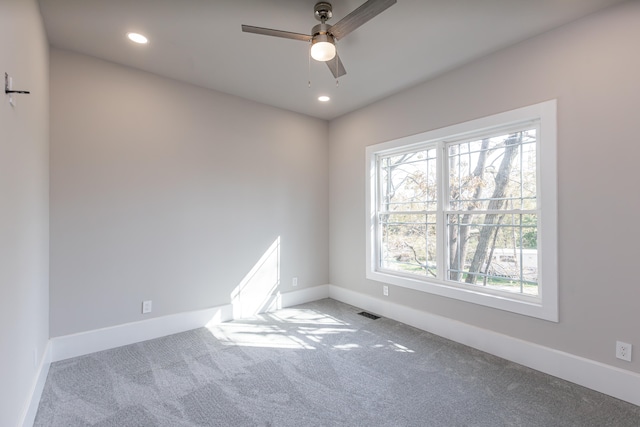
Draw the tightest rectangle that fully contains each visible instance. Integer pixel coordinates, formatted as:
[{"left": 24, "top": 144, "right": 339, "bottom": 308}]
[
  {"left": 616, "top": 341, "right": 632, "bottom": 362},
  {"left": 383, "top": 285, "right": 389, "bottom": 296},
  {"left": 142, "top": 300, "right": 152, "bottom": 314},
  {"left": 292, "top": 277, "right": 298, "bottom": 287}
]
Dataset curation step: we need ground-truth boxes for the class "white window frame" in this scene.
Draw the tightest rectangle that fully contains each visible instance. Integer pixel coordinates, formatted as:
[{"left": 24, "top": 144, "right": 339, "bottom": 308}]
[{"left": 365, "top": 100, "right": 558, "bottom": 322}]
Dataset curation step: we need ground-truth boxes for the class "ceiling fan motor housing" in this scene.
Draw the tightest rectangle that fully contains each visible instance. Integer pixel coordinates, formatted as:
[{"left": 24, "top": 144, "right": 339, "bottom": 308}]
[
  {"left": 311, "top": 23, "right": 335, "bottom": 51},
  {"left": 312, "top": 23, "right": 333, "bottom": 38},
  {"left": 311, "top": 22, "right": 336, "bottom": 61}
]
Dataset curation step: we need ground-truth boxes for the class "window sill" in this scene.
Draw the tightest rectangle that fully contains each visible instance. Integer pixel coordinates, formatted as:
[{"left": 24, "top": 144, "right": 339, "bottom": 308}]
[{"left": 366, "top": 269, "right": 558, "bottom": 322}]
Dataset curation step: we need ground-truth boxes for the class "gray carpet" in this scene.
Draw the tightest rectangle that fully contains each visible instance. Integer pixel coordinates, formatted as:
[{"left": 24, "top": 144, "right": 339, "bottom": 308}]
[{"left": 35, "top": 299, "right": 640, "bottom": 426}]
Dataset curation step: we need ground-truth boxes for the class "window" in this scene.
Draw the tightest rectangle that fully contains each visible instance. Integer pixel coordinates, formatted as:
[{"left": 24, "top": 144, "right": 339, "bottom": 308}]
[{"left": 366, "top": 101, "right": 558, "bottom": 321}]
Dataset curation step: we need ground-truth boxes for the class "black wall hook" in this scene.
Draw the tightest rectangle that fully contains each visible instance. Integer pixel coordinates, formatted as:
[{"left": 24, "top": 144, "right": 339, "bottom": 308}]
[{"left": 5, "top": 72, "right": 30, "bottom": 94}]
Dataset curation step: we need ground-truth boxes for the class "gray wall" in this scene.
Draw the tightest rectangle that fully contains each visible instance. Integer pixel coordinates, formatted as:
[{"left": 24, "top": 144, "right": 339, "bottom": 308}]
[
  {"left": 329, "top": 1, "right": 640, "bottom": 373},
  {"left": 0, "top": 0, "right": 50, "bottom": 425},
  {"left": 50, "top": 50, "right": 329, "bottom": 337}
]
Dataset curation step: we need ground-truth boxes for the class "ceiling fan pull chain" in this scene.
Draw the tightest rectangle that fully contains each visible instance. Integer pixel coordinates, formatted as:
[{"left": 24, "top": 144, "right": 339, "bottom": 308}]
[
  {"left": 335, "top": 39, "right": 339, "bottom": 87},
  {"left": 308, "top": 39, "right": 312, "bottom": 88}
]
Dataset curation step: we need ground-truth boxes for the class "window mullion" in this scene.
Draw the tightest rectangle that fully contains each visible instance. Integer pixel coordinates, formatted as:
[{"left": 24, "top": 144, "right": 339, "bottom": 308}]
[
  {"left": 376, "top": 155, "right": 384, "bottom": 271},
  {"left": 436, "top": 141, "right": 447, "bottom": 281}
]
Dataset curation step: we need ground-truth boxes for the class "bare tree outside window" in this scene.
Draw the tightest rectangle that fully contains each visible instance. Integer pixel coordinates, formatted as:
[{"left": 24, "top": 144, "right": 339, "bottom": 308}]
[
  {"left": 379, "top": 149, "right": 438, "bottom": 277},
  {"left": 447, "top": 130, "right": 538, "bottom": 295}
]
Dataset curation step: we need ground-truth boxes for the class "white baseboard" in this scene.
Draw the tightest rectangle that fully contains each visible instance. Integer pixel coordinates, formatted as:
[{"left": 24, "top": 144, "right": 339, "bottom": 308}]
[
  {"left": 327, "top": 285, "right": 640, "bottom": 407},
  {"left": 50, "top": 285, "right": 331, "bottom": 363},
  {"left": 50, "top": 304, "right": 235, "bottom": 362},
  {"left": 280, "top": 284, "right": 330, "bottom": 307},
  {"left": 20, "top": 341, "right": 52, "bottom": 427}
]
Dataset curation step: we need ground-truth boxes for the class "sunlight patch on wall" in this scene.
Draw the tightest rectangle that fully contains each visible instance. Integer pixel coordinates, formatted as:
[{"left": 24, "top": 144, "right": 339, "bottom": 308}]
[{"left": 230, "top": 237, "right": 281, "bottom": 319}]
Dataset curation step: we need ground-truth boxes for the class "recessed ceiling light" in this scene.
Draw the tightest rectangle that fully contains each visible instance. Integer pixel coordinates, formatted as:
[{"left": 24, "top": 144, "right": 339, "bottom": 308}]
[
  {"left": 318, "top": 96, "right": 330, "bottom": 102},
  {"left": 127, "top": 32, "right": 148, "bottom": 44}
]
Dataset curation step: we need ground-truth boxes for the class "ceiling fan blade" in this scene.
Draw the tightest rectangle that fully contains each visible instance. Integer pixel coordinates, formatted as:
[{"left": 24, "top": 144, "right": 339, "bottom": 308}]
[
  {"left": 331, "top": 0, "right": 397, "bottom": 40},
  {"left": 326, "top": 54, "right": 347, "bottom": 78},
  {"left": 241, "top": 25, "right": 311, "bottom": 42}
]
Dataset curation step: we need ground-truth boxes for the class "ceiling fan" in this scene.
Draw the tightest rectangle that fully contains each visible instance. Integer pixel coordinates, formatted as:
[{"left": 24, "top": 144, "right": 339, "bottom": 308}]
[{"left": 241, "top": 0, "right": 397, "bottom": 78}]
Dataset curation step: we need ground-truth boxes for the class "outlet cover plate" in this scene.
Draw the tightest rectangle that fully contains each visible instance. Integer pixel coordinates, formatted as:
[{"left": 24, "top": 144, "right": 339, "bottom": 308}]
[
  {"left": 616, "top": 341, "right": 632, "bottom": 362},
  {"left": 142, "top": 300, "right": 152, "bottom": 314}
]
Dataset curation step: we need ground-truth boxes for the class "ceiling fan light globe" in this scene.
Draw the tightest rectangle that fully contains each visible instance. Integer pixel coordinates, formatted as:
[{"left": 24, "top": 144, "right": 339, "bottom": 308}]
[{"left": 311, "top": 40, "right": 336, "bottom": 62}]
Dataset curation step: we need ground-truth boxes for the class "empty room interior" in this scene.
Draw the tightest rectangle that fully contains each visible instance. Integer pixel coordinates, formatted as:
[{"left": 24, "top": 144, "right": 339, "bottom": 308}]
[{"left": 2, "top": 0, "right": 640, "bottom": 426}]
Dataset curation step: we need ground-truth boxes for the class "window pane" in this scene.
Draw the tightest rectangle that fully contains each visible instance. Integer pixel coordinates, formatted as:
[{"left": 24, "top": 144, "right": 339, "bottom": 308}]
[
  {"left": 380, "top": 213, "right": 437, "bottom": 277},
  {"left": 448, "top": 130, "right": 537, "bottom": 211},
  {"left": 380, "top": 149, "right": 437, "bottom": 212},
  {"left": 447, "top": 213, "right": 538, "bottom": 296}
]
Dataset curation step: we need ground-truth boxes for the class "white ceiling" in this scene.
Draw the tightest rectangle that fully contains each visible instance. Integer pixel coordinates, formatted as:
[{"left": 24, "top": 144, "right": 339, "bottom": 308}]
[{"left": 38, "top": 0, "right": 625, "bottom": 120}]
